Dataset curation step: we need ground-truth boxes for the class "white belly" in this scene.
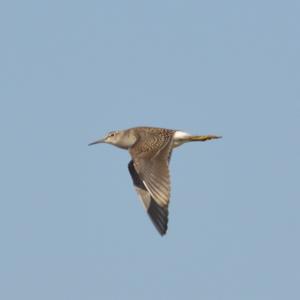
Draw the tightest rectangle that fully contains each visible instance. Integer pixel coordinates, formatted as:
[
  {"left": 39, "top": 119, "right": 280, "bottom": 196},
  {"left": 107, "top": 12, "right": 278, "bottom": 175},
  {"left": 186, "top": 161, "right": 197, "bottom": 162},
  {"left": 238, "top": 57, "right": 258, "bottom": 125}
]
[{"left": 173, "top": 131, "right": 191, "bottom": 148}]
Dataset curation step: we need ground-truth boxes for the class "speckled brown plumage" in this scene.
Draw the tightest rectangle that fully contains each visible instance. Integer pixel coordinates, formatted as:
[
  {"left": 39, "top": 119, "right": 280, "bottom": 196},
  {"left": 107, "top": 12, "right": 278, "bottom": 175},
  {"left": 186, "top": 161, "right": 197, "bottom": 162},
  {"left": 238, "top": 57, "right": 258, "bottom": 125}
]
[
  {"left": 127, "top": 127, "right": 175, "bottom": 234},
  {"left": 89, "top": 126, "right": 221, "bottom": 236}
]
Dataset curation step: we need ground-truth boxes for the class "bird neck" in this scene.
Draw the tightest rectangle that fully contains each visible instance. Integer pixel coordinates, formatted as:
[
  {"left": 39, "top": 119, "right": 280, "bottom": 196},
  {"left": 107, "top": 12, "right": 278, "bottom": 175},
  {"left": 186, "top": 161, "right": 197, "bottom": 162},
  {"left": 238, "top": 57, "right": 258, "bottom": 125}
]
[{"left": 112, "top": 130, "right": 137, "bottom": 149}]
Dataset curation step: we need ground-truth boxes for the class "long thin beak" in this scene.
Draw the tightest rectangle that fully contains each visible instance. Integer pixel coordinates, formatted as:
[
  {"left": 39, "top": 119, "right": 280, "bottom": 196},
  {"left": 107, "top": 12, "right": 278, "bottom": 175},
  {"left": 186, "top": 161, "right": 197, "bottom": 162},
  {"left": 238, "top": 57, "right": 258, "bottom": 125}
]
[{"left": 88, "top": 138, "right": 105, "bottom": 146}]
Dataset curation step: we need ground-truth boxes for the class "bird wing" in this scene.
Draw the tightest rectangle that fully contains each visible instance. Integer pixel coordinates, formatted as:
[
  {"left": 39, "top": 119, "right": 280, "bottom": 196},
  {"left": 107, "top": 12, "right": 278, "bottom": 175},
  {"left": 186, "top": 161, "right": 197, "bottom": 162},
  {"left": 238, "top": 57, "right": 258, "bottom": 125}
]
[
  {"left": 128, "top": 160, "right": 168, "bottom": 235},
  {"left": 129, "top": 133, "right": 173, "bottom": 207}
]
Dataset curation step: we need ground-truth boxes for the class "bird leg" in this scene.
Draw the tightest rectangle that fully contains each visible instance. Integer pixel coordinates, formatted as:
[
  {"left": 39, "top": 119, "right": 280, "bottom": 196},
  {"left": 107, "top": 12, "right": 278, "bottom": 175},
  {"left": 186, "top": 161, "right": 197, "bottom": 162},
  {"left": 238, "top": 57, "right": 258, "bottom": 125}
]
[{"left": 186, "top": 135, "right": 222, "bottom": 142}]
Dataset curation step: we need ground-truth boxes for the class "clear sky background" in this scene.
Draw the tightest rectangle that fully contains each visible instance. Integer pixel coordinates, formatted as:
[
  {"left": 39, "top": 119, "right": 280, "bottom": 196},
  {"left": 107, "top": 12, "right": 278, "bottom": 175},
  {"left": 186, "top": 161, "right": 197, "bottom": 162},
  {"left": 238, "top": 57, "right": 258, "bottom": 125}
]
[{"left": 1, "top": 1, "right": 300, "bottom": 299}]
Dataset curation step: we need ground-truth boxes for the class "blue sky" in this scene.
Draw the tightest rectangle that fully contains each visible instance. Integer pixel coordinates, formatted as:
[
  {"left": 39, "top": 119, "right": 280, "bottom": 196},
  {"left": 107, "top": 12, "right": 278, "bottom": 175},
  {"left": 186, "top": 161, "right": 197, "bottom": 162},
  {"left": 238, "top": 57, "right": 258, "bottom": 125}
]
[{"left": 1, "top": 1, "right": 300, "bottom": 299}]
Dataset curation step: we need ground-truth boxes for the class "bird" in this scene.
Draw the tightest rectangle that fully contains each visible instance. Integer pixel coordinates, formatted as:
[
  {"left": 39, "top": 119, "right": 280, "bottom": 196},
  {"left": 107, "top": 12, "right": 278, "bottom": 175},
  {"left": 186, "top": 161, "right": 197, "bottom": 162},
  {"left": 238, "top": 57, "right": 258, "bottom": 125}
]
[{"left": 89, "top": 126, "right": 221, "bottom": 236}]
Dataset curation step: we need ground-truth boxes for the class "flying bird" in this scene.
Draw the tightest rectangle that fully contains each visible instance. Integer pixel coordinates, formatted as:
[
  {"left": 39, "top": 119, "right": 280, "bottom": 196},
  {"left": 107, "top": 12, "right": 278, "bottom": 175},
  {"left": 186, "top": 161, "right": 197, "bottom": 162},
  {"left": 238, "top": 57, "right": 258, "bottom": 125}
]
[{"left": 89, "top": 126, "right": 221, "bottom": 235}]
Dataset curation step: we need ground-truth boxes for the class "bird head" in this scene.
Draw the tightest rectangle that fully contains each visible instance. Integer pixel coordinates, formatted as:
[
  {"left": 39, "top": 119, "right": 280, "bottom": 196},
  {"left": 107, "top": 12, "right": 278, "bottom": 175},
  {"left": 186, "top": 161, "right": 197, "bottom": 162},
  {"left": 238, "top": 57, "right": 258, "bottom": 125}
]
[{"left": 89, "top": 130, "right": 136, "bottom": 149}]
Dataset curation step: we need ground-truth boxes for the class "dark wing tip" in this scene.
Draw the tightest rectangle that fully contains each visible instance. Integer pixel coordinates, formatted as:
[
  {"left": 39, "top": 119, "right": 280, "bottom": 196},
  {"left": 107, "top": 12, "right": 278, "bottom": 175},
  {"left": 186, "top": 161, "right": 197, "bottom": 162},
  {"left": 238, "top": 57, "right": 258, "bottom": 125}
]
[
  {"left": 128, "top": 160, "right": 169, "bottom": 236},
  {"left": 147, "top": 199, "right": 169, "bottom": 236}
]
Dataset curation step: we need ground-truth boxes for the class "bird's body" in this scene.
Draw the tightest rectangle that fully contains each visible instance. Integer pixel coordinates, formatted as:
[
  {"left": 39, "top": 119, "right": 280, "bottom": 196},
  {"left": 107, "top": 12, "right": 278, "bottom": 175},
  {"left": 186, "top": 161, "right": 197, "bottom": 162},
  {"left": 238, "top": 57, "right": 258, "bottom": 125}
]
[{"left": 89, "top": 126, "right": 221, "bottom": 235}]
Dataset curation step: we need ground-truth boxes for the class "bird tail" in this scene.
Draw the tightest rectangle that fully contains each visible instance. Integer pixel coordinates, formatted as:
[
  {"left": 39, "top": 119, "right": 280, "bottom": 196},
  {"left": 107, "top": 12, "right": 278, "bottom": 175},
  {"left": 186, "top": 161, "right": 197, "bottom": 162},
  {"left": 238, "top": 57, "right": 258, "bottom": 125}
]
[{"left": 186, "top": 135, "right": 222, "bottom": 142}]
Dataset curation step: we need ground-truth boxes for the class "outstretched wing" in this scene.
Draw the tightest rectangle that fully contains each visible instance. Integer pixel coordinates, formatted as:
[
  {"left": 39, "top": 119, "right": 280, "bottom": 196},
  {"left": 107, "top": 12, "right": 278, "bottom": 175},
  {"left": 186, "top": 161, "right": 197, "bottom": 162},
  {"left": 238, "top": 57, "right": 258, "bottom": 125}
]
[
  {"left": 128, "top": 160, "right": 168, "bottom": 235},
  {"left": 129, "top": 131, "right": 174, "bottom": 207}
]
